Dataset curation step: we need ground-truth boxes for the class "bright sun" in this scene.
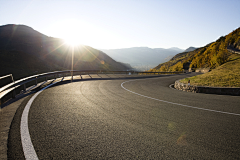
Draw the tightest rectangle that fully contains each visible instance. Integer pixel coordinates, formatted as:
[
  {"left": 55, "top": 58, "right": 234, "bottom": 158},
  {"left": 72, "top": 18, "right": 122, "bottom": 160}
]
[
  {"left": 47, "top": 18, "right": 124, "bottom": 49},
  {"left": 64, "top": 36, "right": 81, "bottom": 46},
  {"left": 50, "top": 19, "right": 90, "bottom": 46},
  {"left": 62, "top": 21, "right": 83, "bottom": 46}
]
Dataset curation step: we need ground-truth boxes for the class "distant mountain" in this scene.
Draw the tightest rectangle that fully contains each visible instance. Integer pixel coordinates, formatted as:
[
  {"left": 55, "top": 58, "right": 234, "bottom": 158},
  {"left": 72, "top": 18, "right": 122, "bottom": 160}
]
[
  {"left": 151, "top": 27, "right": 240, "bottom": 72},
  {"left": 184, "top": 47, "right": 197, "bottom": 52},
  {"left": 100, "top": 47, "right": 184, "bottom": 71},
  {"left": 168, "top": 47, "right": 184, "bottom": 52},
  {"left": 0, "top": 24, "right": 130, "bottom": 79}
]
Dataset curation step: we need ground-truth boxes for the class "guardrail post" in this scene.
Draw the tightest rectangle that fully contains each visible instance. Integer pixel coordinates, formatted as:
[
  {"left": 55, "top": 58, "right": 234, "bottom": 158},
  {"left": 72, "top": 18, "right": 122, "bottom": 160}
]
[
  {"left": 12, "top": 89, "right": 16, "bottom": 98},
  {"left": 23, "top": 84, "right": 26, "bottom": 91},
  {"left": 88, "top": 74, "right": 92, "bottom": 79}
]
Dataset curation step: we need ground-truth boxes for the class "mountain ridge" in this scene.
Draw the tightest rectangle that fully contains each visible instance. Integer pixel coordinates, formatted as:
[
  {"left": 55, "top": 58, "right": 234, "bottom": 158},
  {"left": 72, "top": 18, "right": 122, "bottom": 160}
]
[
  {"left": 100, "top": 47, "right": 184, "bottom": 70},
  {"left": 150, "top": 27, "right": 240, "bottom": 72},
  {"left": 184, "top": 47, "right": 197, "bottom": 52},
  {"left": 0, "top": 24, "right": 130, "bottom": 79}
]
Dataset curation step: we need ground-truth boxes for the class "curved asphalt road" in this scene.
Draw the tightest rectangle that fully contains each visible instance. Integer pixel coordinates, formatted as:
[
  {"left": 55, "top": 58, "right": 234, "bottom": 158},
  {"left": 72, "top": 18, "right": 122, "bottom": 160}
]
[{"left": 8, "top": 73, "right": 240, "bottom": 159}]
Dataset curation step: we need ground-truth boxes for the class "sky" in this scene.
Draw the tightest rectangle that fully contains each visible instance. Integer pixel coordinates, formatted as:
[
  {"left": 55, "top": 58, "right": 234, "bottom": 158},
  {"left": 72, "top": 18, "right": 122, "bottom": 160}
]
[{"left": 0, "top": 0, "right": 240, "bottom": 50}]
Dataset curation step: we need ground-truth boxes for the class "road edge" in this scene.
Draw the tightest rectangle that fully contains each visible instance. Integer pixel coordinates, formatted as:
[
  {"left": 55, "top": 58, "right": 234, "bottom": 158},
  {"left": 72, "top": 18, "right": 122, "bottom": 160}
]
[
  {"left": 174, "top": 79, "right": 240, "bottom": 96},
  {"left": 0, "top": 96, "right": 30, "bottom": 160}
]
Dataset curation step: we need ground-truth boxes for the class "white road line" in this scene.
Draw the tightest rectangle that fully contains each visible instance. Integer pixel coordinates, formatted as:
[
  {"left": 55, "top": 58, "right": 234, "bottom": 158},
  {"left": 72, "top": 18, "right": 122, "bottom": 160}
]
[
  {"left": 21, "top": 81, "right": 60, "bottom": 160},
  {"left": 169, "top": 84, "right": 177, "bottom": 90},
  {"left": 121, "top": 80, "right": 240, "bottom": 116}
]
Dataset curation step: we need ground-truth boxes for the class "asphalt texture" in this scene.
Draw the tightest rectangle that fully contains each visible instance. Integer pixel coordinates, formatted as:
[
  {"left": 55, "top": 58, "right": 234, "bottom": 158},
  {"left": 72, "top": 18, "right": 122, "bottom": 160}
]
[{"left": 8, "top": 73, "right": 240, "bottom": 159}]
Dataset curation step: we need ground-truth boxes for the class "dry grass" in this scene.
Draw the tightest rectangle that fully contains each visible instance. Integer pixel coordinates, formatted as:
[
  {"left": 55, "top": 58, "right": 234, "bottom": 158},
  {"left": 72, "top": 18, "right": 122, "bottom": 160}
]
[{"left": 180, "top": 56, "right": 240, "bottom": 87}]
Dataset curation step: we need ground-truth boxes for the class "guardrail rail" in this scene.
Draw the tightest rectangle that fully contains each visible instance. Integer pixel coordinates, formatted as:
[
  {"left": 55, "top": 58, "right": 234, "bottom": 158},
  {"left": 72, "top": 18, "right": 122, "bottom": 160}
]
[{"left": 0, "top": 70, "right": 183, "bottom": 108}]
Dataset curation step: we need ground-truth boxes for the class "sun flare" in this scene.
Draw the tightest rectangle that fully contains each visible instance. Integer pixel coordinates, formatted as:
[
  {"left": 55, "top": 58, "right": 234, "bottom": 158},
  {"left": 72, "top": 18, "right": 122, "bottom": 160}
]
[
  {"left": 49, "top": 19, "right": 90, "bottom": 46},
  {"left": 47, "top": 18, "right": 122, "bottom": 49},
  {"left": 64, "top": 36, "right": 81, "bottom": 46}
]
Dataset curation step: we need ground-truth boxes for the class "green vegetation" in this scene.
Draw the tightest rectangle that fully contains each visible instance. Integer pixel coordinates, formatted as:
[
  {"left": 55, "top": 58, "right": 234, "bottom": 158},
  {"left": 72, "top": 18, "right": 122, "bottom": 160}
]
[
  {"left": 180, "top": 54, "right": 240, "bottom": 87},
  {"left": 150, "top": 27, "right": 240, "bottom": 72},
  {"left": 147, "top": 27, "right": 240, "bottom": 88}
]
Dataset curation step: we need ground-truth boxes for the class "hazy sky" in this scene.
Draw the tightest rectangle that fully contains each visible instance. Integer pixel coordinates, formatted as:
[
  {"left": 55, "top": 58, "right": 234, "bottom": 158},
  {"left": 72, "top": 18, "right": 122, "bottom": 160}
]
[{"left": 0, "top": 0, "right": 239, "bottom": 50}]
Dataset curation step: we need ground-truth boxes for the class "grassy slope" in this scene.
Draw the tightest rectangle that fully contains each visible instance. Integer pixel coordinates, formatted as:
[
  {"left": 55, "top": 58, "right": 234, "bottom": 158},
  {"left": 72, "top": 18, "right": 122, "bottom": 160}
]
[{"left": 180, "top": 54, "right": 240, "bottom": 87}]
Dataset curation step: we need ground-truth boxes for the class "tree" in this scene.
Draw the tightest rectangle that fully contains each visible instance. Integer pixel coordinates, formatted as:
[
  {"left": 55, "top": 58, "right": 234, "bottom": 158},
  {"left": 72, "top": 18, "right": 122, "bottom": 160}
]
[{"left": 160, "top": 65, "right": 167, "bottom": 72}]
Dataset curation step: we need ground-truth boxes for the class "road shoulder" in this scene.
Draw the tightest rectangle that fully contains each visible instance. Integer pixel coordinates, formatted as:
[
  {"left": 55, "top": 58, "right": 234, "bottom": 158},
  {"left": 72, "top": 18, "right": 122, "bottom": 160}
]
[{"left": 0, "top": 95, "right": 30, "bottom": 160}]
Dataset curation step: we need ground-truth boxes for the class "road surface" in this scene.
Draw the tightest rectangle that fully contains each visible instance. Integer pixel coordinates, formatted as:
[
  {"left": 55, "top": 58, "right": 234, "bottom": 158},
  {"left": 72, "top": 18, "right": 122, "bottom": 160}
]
[{"left": 8, "top": 73, "right": 240, "bottom": 159}]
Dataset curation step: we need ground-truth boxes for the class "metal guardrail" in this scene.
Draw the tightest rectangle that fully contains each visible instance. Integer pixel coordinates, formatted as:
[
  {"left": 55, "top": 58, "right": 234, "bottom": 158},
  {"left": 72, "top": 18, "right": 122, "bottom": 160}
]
[
  {"left": 0, "top": 74, "right": 14, "bottom": 80},
  {"left": 0, "top": 74, "right": 14, "bottom": 88},
  {"left": 0, "top": 70, "right": 183, "bottom": 107}
]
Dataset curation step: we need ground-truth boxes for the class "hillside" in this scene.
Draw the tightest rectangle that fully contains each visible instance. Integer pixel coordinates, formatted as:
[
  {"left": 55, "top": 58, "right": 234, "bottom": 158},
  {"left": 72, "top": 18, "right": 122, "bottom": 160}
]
[
  {"left": 180, "top": 54, "right": 240, "bottom": 87},
  {"left": 151, "top": 48, "right": 202, "bottom": 72},
  {"left": 0, "top": 24, "right": 130, "bottom": 79},
  {"left": 100, "top": 47, "right": 183, "bottom": 71},
  {"left": 150, "top": 27, "right": 240, "bottom": 72}
]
